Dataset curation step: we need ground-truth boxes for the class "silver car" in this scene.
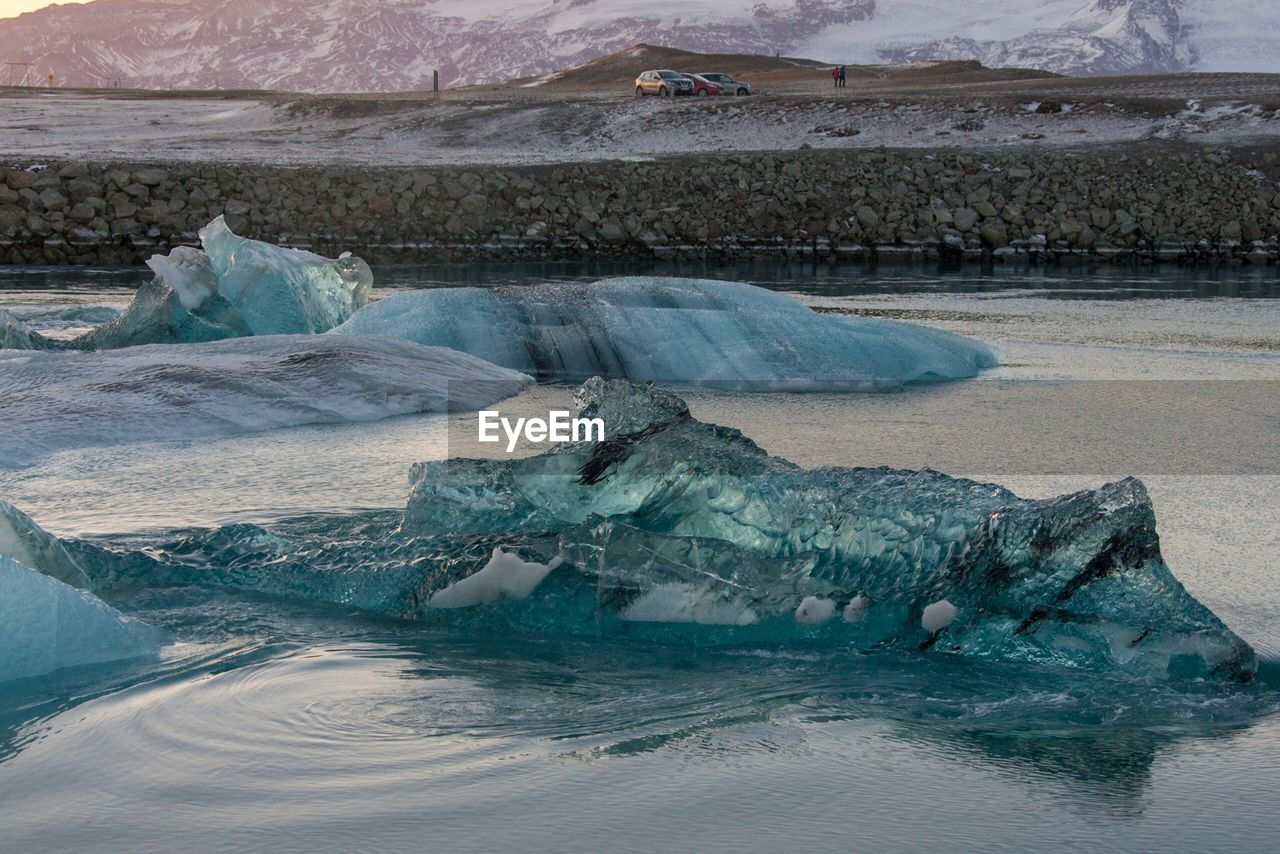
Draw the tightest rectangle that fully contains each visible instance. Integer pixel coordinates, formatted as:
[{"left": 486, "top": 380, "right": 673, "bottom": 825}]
[{"left": 635, "top": 70, "right": 695, "bottom": 96}]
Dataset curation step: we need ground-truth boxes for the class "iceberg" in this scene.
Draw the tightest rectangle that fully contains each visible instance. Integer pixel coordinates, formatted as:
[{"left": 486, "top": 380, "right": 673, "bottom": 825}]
[
  {"left": 0, "top": 555, "right": 164, "bottom": 682},
  {"left": 72, "top": 217, "right": 371, "bottom": 350},
  {"left": 0, "top": 335, "right": 532, "bottom": 467},
  {"left": 331, "top": 277, "right": 997, "bottom": 390},
  {"left": 7, "top": 384, "right": 1248, "bottom": 681},
  {"left": 400, "top": 379, "right": 1256, "bottom": 680}
]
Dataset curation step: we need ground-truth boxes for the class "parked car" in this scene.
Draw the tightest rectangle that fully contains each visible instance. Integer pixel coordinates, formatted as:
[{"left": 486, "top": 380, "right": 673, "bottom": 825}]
[
  {"left": 684, "top": 74, "right": 723, "bottom": 97},
  {"left": 695, "top": 72, "right": 752, "bottom": 96},
  {"left": 635, "top": 70, "right": 694, "bottom": 96}
]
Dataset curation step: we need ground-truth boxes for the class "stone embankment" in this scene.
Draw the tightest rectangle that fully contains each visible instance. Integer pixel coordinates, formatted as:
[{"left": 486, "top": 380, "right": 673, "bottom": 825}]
[{"left": 2, "top": 146, "right": 1278, "bottom": 265}]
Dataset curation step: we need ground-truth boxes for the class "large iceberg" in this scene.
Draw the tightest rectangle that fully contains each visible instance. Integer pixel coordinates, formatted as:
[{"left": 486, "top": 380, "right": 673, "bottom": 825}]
[
  {"left": 72, "top": 217, "right": 371, "bottom": 350},
  {"left": 0, "top": 555, "right": 164, "bottom": 682},
  {"left": 331, "top": 277, "right": 997, "bottom": 390},
  {"left": 399, "top": 379, "right": 1256, "bottom": 680},
  {"left": 21, "top": 380, "right": 1255, "bottom": 682},
  {"left": 0, "top": 335, "right": 531, "bottom": 467}
]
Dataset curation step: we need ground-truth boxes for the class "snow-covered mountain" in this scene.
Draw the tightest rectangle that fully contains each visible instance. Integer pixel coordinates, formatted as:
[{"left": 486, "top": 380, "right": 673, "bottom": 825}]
[{"left": 0, "top": 0, "right": 1273, "bottom": 92}]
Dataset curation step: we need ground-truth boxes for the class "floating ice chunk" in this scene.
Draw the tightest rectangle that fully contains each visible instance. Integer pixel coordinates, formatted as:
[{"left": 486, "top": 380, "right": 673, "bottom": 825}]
[
  {"left": 332, "top": 277, "right": 997, "bottom": 390},
  {"left": 0, "top": 555, "right": 164, "bottom": 682},
  {"left": 796, "top": 596, "right": 837, "bottom": 625},
  {"left": 0, "top": 500, "right": 90, "bottom": 589},
  {"left": 71, "top": 217, "right": 371, "bottom": 350},
  {"left": 0, "top": 335, "right": 531, "bottom": 467},
  {"left": 622, "top": 582, "right": 760, "bottom": 626},
  {"left": 843, "top": 594, "right": 869, "bottom": 622},
  {"left": 401, "top": 379, "right": 1257, "bottom": 680},
  {"left": 0, "top": 308, "right": 53, "bottom": 351},
  {"left": 922, "top": 600, "right": 958, "bottom": 634},
  {"left": 201, "top": 216, "right": 372, "bottom": 335},
  {"left": 427, "top": 549, "right": 563, "bottom": 609}
]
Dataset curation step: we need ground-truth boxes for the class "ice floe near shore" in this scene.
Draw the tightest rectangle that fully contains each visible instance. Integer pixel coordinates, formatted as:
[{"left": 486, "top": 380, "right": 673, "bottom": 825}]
[
  {"left": 0, "top": 335, "right": 531, "bottom": 467},
  {"left": 331, "top": 276, "right": 997, "bottom": 390}
]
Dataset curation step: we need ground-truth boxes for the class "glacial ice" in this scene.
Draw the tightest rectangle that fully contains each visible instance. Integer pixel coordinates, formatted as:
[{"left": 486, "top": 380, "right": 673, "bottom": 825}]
[
  {"left": 9, "top": 383, "right": 1253, "bottom": 681},
  {"left": 10, "top": 381, "right": 1249, "bottom": 681},
  {"left": 0, "top": 335, "right": 531, "bottom": 467},
  {"left": 331, "top": 277, "right": 997, "bottom": 390},
  {"left": 0, "top": 555, "right": 164, "bottom": 682},
  {"left": 427, "top": 549, "right": 564, "bottom": 609},
  {"left": 0, "top": 500, "right": 91, "bottom": 589},
  {"left": 0, "top": 308, "right": 53, "bottom": 351},
  {"left": 72, "top": 217, "right": 371, "bottom": 350},
  {"left": 400, "top": 379, "right": 1257, "bottom": 680}
]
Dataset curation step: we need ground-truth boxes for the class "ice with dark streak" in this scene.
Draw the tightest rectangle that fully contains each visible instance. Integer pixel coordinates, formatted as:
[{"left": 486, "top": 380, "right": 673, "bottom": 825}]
[
  {"left": 0, "top": 379, "right": 1254, "bottom": 681},
  {"left": 330, "top": 277, "right": 997, "bottom": 390}
]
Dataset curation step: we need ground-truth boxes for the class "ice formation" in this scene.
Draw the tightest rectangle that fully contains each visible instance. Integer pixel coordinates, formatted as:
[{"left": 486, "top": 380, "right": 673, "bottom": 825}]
[
  {"left": 0, "top": 308, "right": 53, "bottom": 351},
  {"left": 0, "top": 335, "right": 531, "bottom": 467},
  {"left": 331, "top": 277, "right": 997, "bottom": 390},
  {"left": 9, "top": 380, "right": 1255, "bottom": 681},
  {"left": 399, "top": 379, "right": 1256, "bottom": 680},
  {"left": 72, "top": 217, "right": 371, "bottom": 350},
  {"left": 922, "top": 600, "right": 958, "bottom": 634},
  {"left": 10, "top": 381, "right": 1249, "bottom": 681},
  {"left": 0, "top": 500, "right": 90, "bottom": 589},
  {"left": 0, "top": 555, "right": 164, "bottom": 682},
  {"left": 427, "top": 549, "right": 563, "bottom": 609},
  {"left": 796, "top": 596, "right": 837, "bottom": 625}
]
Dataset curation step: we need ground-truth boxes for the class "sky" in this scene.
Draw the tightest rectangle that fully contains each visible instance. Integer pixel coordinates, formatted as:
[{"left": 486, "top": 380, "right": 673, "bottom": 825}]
[{"left": 0, "top": 0, "right": 91, "bottom": 18}]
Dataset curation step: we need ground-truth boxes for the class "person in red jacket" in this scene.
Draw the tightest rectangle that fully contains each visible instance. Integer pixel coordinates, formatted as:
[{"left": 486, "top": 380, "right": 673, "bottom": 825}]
[{"left": 831, "top": 65, "right": 840, "bottom": 88}]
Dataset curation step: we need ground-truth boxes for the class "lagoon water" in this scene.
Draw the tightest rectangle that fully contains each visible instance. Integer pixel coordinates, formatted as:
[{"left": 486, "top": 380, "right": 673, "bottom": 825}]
[{"left": 1, "top": 262, "right": 1279, "bottom": 852}]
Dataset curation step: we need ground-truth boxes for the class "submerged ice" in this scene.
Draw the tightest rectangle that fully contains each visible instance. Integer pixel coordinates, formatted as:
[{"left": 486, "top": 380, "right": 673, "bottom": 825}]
[
  {"left": 331, "top": 277, "right": 997, "bottom": 390},
  {"left": 7, "top": 380, "right": 1254, "bottom": 682},
  {"left": 72, "top": 217, "right": 371, "bottom": 350},
  {"left": 0, "top": 555, "right": 164, "bottom": 682},
  {"left": 0, "top": 335, "right": 531, "bottom": 467}
]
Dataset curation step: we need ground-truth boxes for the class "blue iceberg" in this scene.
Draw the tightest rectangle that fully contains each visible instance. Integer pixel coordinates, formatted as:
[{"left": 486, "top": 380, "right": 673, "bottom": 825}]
[
  {"left": 14, "top": 379, "right": 1254, "bottom": 682},
  {"left": 0, "top": 554, "right": 164, "bottom": 682},
  {"left": 331, "top": 277, "right": 997, "bottom": 390},
  {"left": 399, "top": 379, "right": 1255, "bottom": 680},
  {"left": 0, "top": 335, "right": 532, "bottom": 467},
  {"left": 73, "top": 217, "right": 372, "bottom": 350}
]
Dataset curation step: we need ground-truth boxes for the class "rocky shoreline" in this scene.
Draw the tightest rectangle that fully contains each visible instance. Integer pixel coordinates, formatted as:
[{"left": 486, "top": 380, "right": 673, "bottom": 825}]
[{"left": 2, "top": 145, "right": 1279, "bottom": 266}]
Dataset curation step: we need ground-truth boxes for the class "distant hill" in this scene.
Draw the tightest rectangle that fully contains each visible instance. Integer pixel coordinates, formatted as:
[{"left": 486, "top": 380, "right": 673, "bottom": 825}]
[
  {"left": 506, "top": 45, "right": 1060, "bottom": 92},
  {"left": 0, "top": 0, "right": 1274, "bottom": 93}
]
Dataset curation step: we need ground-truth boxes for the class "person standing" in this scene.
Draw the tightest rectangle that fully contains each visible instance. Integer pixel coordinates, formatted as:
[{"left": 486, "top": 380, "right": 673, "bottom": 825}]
[
  {"left": 838, "top": 65, "right": 847, "bottom": 88},
  {"left": 832, "top": 65, "right": 840, "bottom": 88}
]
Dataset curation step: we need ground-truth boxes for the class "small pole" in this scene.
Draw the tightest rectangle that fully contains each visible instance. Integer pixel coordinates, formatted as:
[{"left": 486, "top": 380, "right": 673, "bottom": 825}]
[{"left": 433, "top": 69, "right": 439, "bottom": 100}]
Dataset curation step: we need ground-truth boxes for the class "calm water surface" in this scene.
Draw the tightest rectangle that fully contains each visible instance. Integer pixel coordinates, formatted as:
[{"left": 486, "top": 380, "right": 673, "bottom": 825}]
[{"left": 1, "top": 261, "right": 1278, "bottom": 852}]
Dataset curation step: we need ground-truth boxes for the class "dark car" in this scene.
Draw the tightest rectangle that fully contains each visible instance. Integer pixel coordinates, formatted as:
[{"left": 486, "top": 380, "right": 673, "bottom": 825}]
[
  {"left": 695, "top": 72, "right": 751, "bottom": 96},
  {"left": 635, "top": 70, "right": 695, "bottom": 96}
]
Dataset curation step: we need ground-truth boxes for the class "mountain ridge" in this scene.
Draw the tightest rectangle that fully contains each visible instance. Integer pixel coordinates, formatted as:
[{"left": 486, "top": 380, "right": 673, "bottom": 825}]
[{"left": 0, "top": 0, "right": 1273, "bottom": 93}]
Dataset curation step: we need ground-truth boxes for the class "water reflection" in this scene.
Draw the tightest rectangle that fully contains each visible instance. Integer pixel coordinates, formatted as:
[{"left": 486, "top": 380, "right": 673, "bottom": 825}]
[{"left": 3, "top": 591, "right": 1274, "bottom": 817}]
